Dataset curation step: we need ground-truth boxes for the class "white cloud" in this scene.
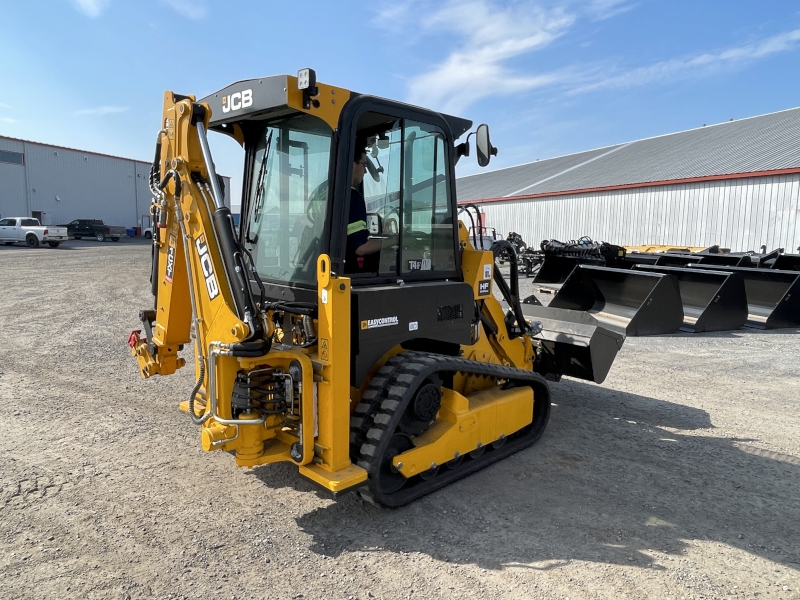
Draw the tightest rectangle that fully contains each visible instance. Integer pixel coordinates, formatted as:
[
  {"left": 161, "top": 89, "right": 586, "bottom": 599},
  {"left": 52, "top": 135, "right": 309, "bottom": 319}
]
[
  {"left": 404, "top": 0, "right": 575, "bottom": 114},
  {"left": 379, "top": 1, "right": 800, "bottom": 114},
  {"left": 74, "top": 106, "right": 129, "bottom": 116},
  {"left": 159, "top": 0, "right": 208, "bottom": 20},
  {"left": 70, "top": 0, "right": 110, "bottom": 18},
  {"left": 371, "top": 0, "right": 420, "bottom": 31},
  {"left": 1, "top": 117, "right": 16, "bottom": 123},
  {"left": 587, "top": 0, "right": 637, "bottom": 20},
  {"left": 570, "top": 27, "right": 800, "bottom": 94},
  {"left": 0, "top": 102, "right": 11, "bottom": 109}
]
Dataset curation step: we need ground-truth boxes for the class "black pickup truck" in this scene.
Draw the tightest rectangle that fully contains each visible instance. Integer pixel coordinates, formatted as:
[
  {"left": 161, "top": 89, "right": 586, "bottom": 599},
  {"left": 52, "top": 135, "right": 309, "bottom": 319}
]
[{"left": 60, "top": 219, "right": 127, "bottom": 242}]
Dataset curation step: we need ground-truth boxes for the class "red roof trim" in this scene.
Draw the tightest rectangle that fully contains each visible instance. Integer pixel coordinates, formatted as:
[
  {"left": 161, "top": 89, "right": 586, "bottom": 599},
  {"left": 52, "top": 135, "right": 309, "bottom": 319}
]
[{"left": 459, "top": 168, "right": 800, "bottom": 205}]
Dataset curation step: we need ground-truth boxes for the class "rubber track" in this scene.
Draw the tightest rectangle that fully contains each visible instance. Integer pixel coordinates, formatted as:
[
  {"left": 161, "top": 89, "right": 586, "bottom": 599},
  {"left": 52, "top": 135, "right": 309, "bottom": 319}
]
[
  {"left": 349, "top": 354, "right": 408, "bottom": 462},
  {"left": 355, "top": 351, "right": 551, "bottom": 508}
]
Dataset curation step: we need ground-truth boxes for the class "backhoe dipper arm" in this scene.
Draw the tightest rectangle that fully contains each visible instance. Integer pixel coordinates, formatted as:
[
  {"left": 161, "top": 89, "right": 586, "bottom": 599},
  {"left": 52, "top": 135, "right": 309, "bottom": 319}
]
[{"left": 129, "top": 91, "right": 269, "bottom": 381}]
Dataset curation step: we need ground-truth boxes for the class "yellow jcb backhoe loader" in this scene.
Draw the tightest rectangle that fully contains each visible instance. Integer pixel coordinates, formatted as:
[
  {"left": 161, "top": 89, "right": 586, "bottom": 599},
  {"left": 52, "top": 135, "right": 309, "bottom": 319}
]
[{"left": 129, "top": 69, "right": 623, "bottom": 507}]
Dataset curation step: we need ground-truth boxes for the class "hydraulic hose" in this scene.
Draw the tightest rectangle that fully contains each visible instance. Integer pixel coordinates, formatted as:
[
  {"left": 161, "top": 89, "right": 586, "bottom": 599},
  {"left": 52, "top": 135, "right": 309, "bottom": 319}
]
[
  {"left": 491, "top": 240, "right": 533, "bottom": 338},
  {"left": 188, "top": 359, "right": 210, "bottom": 425},
  {"left": 230, "top": 339, "right": 272, "bottom": 357}
]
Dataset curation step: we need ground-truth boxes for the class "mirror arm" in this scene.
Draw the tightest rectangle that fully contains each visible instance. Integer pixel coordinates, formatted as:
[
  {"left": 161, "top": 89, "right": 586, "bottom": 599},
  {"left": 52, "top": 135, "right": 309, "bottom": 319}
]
[{"left": 454, "top": 141, "right": 470, "bottom": 164}]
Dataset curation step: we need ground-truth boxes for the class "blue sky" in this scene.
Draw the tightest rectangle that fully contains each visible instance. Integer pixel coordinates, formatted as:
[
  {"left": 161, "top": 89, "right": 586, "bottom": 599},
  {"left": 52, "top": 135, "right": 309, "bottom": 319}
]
[{"left": 2, "top": 1, "right": 800, "bottom": 209}]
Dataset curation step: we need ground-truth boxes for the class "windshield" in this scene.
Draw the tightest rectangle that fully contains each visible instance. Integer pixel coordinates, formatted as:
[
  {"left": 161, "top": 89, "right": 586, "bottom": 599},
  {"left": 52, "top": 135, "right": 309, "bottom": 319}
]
[{"left": 245, "top": 114, "right": 333, "bottom": 285}]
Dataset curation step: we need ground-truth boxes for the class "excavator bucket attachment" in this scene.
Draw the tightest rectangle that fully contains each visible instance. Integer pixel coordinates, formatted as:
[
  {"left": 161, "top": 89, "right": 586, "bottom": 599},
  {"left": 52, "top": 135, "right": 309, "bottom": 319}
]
[
  {"left": 633, "top": 265, "right": 748, "bottom": 332},
  {"left": 548, "top": 265, "right": 684, "bottom": 336},
  {"left": 689, "top": 265, "right": 800, "bottom": 329},
  {"left": 519, "top": 304, "right": 625, "bottom": 384}
]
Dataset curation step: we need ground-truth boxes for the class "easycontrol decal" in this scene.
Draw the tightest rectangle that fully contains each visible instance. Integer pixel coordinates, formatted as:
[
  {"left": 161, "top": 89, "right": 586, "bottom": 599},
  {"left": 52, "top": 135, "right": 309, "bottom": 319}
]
[{"left": 361, "top": 316, "right": 399, "bottom": 330}]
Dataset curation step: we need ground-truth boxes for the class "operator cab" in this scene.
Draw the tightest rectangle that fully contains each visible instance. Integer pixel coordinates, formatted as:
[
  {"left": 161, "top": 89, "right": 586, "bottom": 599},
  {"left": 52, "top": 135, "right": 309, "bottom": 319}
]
[
  {"left": 201, "top": 73, "right": 477, "bottom": 297},
  {"left": 202, "top": 72, "right": 496, "bottom": 383},
  {"left": 239, "top": 108, "right": 466, "bottom": 291}
]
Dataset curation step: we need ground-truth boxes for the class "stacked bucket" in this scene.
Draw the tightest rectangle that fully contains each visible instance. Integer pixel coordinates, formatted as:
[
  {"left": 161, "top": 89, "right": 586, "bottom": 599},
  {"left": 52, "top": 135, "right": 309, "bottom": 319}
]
[{"left": 519, "top": 241, "right": 800, "bottom": 337}]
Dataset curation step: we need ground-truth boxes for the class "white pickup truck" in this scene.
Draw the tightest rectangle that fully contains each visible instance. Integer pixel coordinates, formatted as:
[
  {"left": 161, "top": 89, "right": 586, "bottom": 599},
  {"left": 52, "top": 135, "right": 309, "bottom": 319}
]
[{"left": 0, "top": 217, "right": 69, "bottom": 248}]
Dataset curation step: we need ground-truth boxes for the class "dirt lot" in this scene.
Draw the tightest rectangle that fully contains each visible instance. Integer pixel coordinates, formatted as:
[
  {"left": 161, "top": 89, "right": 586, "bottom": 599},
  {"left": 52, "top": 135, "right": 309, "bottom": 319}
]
[{"left": 1, "top": 240, "right": 799, "bottom": 600}]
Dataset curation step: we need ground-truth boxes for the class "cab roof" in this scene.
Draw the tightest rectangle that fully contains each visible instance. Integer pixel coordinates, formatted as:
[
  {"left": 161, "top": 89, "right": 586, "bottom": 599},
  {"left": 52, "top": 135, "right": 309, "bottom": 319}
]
[{"left": 200, "top": 75, "right": 473, "bottom": 139}]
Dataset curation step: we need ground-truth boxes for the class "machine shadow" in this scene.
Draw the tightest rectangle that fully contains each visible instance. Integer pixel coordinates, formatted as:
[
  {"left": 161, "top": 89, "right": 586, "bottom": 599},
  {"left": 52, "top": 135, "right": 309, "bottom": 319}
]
[
  {"left": 657, "top": 327, "right": 800, "bottom": 339},
  {"left": 283, "top": 379, "right": 800, "bottom": 571}
]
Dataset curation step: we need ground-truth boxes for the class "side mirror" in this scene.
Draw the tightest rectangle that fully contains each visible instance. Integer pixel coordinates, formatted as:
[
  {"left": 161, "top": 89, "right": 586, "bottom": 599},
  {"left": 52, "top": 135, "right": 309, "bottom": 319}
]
[{"left": 475, "top": 124, "right": 498, "bottom": 167}]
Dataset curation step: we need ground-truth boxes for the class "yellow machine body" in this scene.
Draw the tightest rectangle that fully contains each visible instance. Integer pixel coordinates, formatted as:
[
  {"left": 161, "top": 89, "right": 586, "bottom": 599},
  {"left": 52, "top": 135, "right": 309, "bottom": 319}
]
[{"left": 129, "top": 72, "right": 616, "bottom": 507}]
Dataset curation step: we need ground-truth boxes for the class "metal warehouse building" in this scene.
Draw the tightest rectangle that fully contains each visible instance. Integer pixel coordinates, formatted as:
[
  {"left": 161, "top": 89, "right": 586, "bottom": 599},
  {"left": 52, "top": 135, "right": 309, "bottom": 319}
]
[
  {"left": 0, "top": 135, "right": 230, "bottom": 230},
  {"left": 457, "top": 107, "right": 800, "bottom": 253}
]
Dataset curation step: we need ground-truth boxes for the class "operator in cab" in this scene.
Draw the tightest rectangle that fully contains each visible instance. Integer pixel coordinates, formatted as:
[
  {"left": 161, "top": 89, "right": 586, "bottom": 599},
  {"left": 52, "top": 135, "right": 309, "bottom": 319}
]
[{"left": 346, "top": 141, "right": 381, "bottom": 273}]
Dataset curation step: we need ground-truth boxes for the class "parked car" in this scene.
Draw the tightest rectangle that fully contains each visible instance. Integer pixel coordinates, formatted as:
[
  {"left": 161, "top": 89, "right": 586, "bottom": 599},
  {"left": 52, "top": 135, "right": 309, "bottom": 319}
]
[
  {"left": 143, "top": 226, "right": 153, "bottom": 239},
  {"left": 0, "top": 217, "right": 69, "bottom": 248},
  {"left": 60, "top": 219, "right": 127, "bottom": 242}
]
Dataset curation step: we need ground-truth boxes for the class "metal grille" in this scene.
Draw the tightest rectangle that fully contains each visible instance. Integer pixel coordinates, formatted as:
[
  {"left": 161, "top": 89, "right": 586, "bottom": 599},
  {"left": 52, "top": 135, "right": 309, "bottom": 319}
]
[{"left": 437, "top": 304, "right": 463, "bottom": 322}]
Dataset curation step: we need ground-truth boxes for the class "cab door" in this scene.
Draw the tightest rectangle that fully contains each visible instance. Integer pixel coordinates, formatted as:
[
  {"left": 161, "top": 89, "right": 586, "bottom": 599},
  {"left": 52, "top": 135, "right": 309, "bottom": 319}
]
[
  {"left": 69, "top": 220, "right": 86, "bottom": 237},
  {"left": 330, "top": 100, "right": 461, "bottom": 283},
  {"left": 0, "top": 218, "right": 15, "bottom": 241}
]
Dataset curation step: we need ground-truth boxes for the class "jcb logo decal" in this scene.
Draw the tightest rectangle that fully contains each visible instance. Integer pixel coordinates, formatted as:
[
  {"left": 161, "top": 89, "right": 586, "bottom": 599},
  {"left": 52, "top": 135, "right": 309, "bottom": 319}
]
[
  {"left": 195, "top": 234, "right": 220, "bottom": 301},
  {"left": 221, "top": 89, "right": 253, "bottom": 113}
]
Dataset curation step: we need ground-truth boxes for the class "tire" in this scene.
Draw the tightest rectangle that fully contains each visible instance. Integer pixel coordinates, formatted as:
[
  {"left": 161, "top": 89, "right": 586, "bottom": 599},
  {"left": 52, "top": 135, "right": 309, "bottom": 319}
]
[
  {"left": 111, "top": 237, "right": 120, "bottom": 242},
  {"left": 74, "top": 236, "right": 82, "bottom": 240},
  {"left": 47, "top": 242, "right": 60, "bottom": 248},
  {"left": 26, "top": 235, "right": 39, "bottom": 248},
  {"left": 144, "top": 231, "right": 152, "bottom": 239},
  {"left": 96, "top": 233, "right": 106, "bottom": 242}
]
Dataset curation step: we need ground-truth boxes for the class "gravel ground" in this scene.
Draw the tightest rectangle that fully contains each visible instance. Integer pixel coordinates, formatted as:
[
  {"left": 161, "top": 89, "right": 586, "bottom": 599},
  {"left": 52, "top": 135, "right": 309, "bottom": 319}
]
[{"left": 1, "top": 240, "right": 799, "bottom": 600}]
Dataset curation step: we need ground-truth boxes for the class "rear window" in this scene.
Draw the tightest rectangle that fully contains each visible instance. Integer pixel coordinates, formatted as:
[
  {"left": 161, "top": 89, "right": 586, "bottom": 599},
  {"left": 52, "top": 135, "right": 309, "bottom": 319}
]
[{"left": 21, "top": 218, "right": 39, "bottom": 226}]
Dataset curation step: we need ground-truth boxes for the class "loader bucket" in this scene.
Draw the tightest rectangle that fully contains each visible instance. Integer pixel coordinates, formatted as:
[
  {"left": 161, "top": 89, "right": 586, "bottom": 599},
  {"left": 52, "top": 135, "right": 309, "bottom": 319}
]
[
  {"left": 698, "top": 254, "right": 752, "bottom": 267},
  {"left": 771, "top": 253, "right": 800, "bottom": 272},
  {"left": 548, "top": 265, "right": 684, "bottom": 336},
  {"left": 619, "top": 255, "right": 661, "bottom": 269},
  {"left": 654, "top": 254, "right": 702, "bottom": 267},
  {"left": 519, "top": 304, "right": 625, "bottom": 384},
  {"left": 532, "top": 256, "right": 603, "bottom": 284},
  {"left": 688, "top": 264, "right": 800, "bottom": 329},
  {"left": 633, "top": 265, "right": 747, "bottom": 332}
]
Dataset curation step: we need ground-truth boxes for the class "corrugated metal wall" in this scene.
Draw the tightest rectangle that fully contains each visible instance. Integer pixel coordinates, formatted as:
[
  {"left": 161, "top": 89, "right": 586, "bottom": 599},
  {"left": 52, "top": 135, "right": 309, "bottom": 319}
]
[
  {"left": 0, "top": 136, "right": 232, "bottom": 228},
  {"left": 0, "top": 138, "right": 28, "bottom": 218},
  {"left": 24, "top": 142, "right": 145, "bottom": 226},
  {"left": 475, "top": 173, "right": 800, "bottom": 253}
]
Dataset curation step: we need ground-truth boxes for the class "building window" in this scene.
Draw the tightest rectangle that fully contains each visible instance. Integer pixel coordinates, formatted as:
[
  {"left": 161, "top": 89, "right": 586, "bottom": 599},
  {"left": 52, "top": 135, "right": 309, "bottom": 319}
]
[{"left": 0, "top": 150, "right": 24, "bottom": 165}]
